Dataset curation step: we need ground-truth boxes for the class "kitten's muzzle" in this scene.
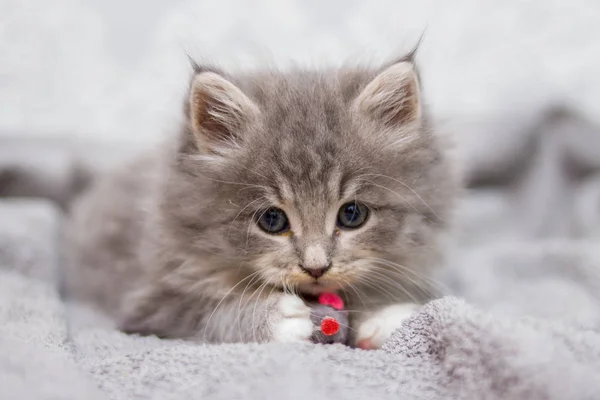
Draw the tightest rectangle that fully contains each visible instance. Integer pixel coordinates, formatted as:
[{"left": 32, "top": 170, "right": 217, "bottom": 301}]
[{"left": 299, "top": 262, "right": 332, "bottom": 279}]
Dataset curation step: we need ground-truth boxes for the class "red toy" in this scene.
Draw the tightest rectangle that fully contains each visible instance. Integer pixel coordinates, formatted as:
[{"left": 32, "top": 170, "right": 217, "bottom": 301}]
[
  {"left": 309, "top": 292, "right": 348, "bottom": 344},
  {"left": 317, "top": 292, "right": 344, "bottom": 336},
  {"left": 318, "top": 292, "right": 345, "bottom": 311}
]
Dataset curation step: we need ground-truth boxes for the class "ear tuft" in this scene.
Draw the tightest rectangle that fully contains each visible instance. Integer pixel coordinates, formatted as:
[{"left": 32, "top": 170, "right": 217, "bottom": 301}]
[
  {"left": 354, "top": 61, "right": 421, "bottom": 127},
  {"left": 188, "top": 72, "right": 259, "bottom": 154}
]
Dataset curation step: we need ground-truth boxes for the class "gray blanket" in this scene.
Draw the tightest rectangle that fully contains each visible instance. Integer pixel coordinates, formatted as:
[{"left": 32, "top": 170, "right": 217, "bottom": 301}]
[{"left": 2, "top": 108, "right": 600, "bottom": 399}]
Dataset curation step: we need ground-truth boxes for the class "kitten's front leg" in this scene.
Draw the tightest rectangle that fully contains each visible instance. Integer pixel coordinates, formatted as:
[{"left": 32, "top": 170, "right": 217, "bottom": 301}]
[
  {"left": 354, "top": 303, "right": 420, "bottom": 349},
  {"left": 266, "top": 293, "right": 315, "bottom": 342},
  {"left": 205, "top": 292, "right": 315, "bottom": 343},
  {"left": 121, "top": 287, "right": 314, "bottom": 343}
]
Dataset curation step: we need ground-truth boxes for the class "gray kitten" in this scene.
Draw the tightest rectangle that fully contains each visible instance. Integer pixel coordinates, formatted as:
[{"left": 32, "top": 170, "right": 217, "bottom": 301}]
[{"left": 63, "top": 54, "right": 457, "bottom": 348}]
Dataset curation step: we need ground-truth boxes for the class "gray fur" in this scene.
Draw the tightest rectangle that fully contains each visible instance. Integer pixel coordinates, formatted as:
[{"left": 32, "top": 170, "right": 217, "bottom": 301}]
[{"left": 62, "top": 56, "right": 458, "bottom": 344}]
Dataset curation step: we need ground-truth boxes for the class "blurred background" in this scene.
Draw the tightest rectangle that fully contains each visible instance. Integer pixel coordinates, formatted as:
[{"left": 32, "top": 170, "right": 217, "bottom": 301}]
[
  {"left": 2, "top": 0, "right": 600, "bottom": 322},
  {"left": 3, "top": 0, "right": 600, "bottom": 142}
]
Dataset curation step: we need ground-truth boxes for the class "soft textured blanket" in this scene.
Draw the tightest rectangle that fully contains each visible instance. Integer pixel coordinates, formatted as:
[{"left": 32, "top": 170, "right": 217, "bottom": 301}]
[{"left": 2, "top": 108, "right": 600, "bottom": 399}]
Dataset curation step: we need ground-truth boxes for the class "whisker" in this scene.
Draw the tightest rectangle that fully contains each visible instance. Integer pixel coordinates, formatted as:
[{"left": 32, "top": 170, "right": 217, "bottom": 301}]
[
  {"left": 196, "top": 175, "right": 270, "bottom": 190},
  {"left": 341, "top": 278, "right": 367, "bottom": 309},
  {"left": 237, "top": 274, "right": 272, "bottom": 342},
  {"left": 359, "top": 257, "right": 446, "bottom": 291},
  {"left": 367, "top": 265, "right": 440, "bottom": 298},
  {"left": 352, "top": 259, "right": 426, "bottom": 302},
  {"left": 357, "top": 178, "right": 428, "bottom": 221},
  {"left": 329, "top": 320, "right": 357, "bottom": 334},
  {"left": 359, "top": 173, "right": 442, "bottom": 221},
  {"left": 364, "top": 257, "right": 448, "bottom": 294},
  {"left": 340, "top": 309, "right": 370, "bottom": 314},
  {"left": 265, "top": 280, "right": 278, "bottom": 304},
  {"left": 236, "top": 165, "right": 271, "bottom": 182},
  {"left": 355, "top": 260, "right": 432, "bottom": 301},
  {"left": 236, "top": 271, "right": 263, "bottom": 340},
  {"left": 281, "top": 273, "right": 289, "bottom": 295},
  {"left": 203, "top": 272, "right": 260, "bottom": 342},
  {"left": 251, "top": 276, "right": 272, "bottom": 343},
  {"left": 227, "top": 198, "right": 264, "bottom": 239},
  {"left": 360, "top": 271, "right": 420, "bottom": 303},
  {"left": 353, "top": 275, "right": 402, "bottom": 303},
  {"left": 245, "top": 203, "right": 269, "bottom": 251}
]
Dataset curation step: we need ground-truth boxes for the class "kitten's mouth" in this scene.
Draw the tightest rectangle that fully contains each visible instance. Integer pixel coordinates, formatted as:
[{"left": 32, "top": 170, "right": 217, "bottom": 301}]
[{"left": 296, "top": 280, "right": 342, "bottom": 296}]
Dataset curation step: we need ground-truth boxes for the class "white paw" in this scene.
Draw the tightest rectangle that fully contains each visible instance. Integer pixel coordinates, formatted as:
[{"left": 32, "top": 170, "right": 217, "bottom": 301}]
[
  {"left": 356, "top": 303, "right": 420, "bottom": 350},
  {"left": 271, "top": 294, "right": 314, "bottom": 343}
]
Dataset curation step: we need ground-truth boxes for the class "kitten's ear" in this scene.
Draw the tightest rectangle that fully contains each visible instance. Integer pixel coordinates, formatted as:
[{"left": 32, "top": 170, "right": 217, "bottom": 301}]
[
  {"left": 188, "top": 72, "right": 260, "bottom": 153},
  {"left": 353, "top": 61, "right": 421, "bottom": 127}
]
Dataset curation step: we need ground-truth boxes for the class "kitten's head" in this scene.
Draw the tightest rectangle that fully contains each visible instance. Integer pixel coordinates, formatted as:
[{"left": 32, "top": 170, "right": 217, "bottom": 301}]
[{"left": 164, "top": 57, "right": 456, "bottom": 300}]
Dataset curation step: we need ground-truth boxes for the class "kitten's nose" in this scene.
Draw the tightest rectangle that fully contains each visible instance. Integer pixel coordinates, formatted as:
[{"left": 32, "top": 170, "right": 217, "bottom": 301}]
[{"left": 299, "top": 263, "right": 332, "bottom": 279}]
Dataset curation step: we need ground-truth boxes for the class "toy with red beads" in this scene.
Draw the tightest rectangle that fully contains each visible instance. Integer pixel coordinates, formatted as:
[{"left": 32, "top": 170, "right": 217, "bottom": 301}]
[{"left": 309, "top": 292, "right": 349, "bottom": 345}]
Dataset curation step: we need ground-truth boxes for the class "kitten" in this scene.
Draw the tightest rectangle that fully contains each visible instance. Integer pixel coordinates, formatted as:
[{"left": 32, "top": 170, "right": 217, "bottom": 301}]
[{"left": 63, "top": 54, "right": 457, "bottom": 348}]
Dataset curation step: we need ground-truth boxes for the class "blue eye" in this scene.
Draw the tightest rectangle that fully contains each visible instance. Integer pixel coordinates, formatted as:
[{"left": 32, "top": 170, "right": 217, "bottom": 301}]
[
  {"left": 257, "top": 208, "right": 289, "bottom": 234},
  {"left": 337, "top": 202, "right": 368, "bottom": 229}
]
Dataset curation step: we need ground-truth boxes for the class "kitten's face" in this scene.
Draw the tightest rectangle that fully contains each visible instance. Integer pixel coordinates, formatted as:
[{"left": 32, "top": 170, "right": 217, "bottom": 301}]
[{"left": 167, "top": 61, "right": 455, "bottom": 299}]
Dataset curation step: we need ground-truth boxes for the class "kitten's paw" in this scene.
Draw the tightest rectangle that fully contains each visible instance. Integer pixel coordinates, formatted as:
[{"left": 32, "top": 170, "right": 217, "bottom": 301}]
[
  {"left": 355, "top": 303, "right": 420, "bottom": 350},
  {"left": 270, "top": 294, "right": 313, "bottom": 343}
]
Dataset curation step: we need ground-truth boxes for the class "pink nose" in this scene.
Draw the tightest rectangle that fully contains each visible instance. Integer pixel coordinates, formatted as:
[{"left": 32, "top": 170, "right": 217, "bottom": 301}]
[{"left": 299, "top": 264, "right": 331, "bottom": 279}]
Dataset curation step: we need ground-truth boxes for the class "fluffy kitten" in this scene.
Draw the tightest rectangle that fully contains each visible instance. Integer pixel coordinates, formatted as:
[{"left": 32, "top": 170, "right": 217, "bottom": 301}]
[{"left": 63, "top": 54, "right": 457, "bottom": 348}]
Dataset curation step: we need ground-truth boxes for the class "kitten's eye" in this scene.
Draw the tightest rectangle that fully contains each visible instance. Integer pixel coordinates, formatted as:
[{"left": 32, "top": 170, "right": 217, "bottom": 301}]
[
  {"left": 257, "top": 207, "right": 290, "bottom": 234},
  {"left": 337, "top": 202, "right": 369, "bottom": 229}
]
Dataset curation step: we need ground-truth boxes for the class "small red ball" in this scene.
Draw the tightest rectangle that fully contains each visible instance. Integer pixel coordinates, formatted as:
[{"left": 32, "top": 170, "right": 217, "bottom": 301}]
[{"left": 320, "top": 317, "right": 340, "bottom": 336}]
